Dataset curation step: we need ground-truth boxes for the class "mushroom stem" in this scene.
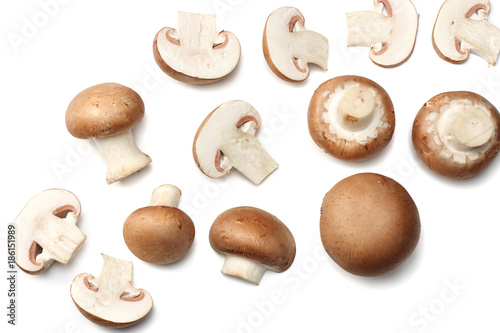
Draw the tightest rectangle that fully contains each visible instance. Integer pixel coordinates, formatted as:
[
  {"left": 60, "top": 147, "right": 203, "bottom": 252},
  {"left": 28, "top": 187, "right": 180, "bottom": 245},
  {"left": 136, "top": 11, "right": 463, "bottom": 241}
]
[
  {"left": 149, "top": 185, "right": 181, "bottom": 207},
  {"left": 221, "top": 254, "right": 267, "bottom": 285},
  {"left": 338, "top": 87, "right": 376, "bottom": 131},
  {"left": 290, "top": 30, "right": 329, "bottom": 70},
  {"left": 454, "top": 18, "right": 500, "bottom": 65},
  {"left": 93, "top": 130, "right": 152, "bottom": 185},
  {"left": 177, "top": 11, "right": 217, "bottom": 49},
  {"left": 452, "top": 107, "right": 494, "bottom": 148},
  {"left": 346, "top": 11, "right": 389, "bottom": 49},
  {"left": 220, "top": 132, "right": 279, "bottom": 185}
]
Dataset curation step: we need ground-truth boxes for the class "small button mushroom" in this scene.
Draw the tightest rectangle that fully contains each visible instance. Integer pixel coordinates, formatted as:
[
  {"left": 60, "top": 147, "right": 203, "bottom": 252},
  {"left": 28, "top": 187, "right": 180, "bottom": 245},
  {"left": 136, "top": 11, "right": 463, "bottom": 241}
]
[
  {"left": 153, "top": 11, "right": 241, "bottom": 84},
  {"left": 308, "top": 75, "right": 395, "bottom": 161},
  {"left": 346, "top": 0, "right": 419, "bottom": 67},
  {"left": 65, "top": 83, "right": 152, "bottom": 184},
  {"left": 320, "top": 173, "right": 421, "bottom": 277},
  {"left": 263, "top": 7, "right": 328, "bottom": 82},
  {"left": 433, "top": 0, "right": 500, "bottom": 65},
  {"left": 123, "top": 185, "right": 195, "bottom": 264},
  {"left": 209, "top": 207, "right": 296, "bottom": 285},
  {"left": 412, "top": 91, "right": 500, "bottom": 179},
  {"left": 193, "top": 100, "right": 278, "bottom": 184},
  {"left": 70, "top": 254, "right": 153, "bottom": 328},
  {"left": 14, "top": 189, "right": 86, "bottom": 274}
]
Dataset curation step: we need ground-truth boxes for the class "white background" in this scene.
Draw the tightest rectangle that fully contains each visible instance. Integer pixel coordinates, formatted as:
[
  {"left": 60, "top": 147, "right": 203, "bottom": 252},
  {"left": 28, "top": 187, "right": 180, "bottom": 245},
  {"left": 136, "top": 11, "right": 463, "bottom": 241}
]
[{"left": 1, "top": 1, "right": 500, "bottom": 332}]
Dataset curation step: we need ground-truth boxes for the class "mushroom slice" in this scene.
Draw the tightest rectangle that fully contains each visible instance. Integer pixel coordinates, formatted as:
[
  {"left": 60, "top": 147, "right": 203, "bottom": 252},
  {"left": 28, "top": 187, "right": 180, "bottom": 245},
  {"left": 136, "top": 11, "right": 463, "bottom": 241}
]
[
  {"left": 412, "top": 91, "right": 500, "bottom": 179},
  {"left": 14, "top": 189, "right": 86, "bottom": 274},
  {"left": 209, "top": 207, "right": 296, "bottom": 285},
  {"left": 308, "top": 75, "right": 395, "bottom": 161},
  {"left": 71, "top": 254, "right": 153, "bottom": 328},
  {"left": 153, "top": 11, "right": 241, "bottom": 84},
  {"left": 432, "top": 0, "right": 500, "bottom": 65},
  {"left": 193, "top": 100, "right": 278, "bottom": 185},
  {"left": 263, "top": 7, "right": 328, "bottom": 82},
  {"left": 346, "top": 0, "right": 419, "bottom": 67}
]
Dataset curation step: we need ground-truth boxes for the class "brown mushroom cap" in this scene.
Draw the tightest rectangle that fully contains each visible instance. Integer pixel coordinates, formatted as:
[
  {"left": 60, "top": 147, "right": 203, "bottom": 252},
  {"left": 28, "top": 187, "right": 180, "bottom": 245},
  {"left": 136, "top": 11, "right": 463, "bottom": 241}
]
[
  {"left": 123, "top": 206, "right": 195, "bottom": 265},
  {"left": 308, "top": 75, "right": 395, "bottom": 161},
  {"left": 320, "top": 173, "right": 420, "bottom": 277},
  {"left": 209, "top": 207, "right": 296, "bottom": 272},
  {"left": 412, "top": 91, "right": 500, "bottom": 179},
  {"left": 66, "top": 83, "right": 145, "bottom": 139}
]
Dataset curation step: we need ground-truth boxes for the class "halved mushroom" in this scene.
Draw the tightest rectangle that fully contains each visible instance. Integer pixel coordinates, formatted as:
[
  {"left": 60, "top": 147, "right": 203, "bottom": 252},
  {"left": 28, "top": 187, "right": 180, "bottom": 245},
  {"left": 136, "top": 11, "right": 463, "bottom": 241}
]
[
  {"left": 71, "top": 254, "right": 153, "bottom": 328},
  {"left": 263, "top": 7, "right": 328, "bottom": 82},
  {"left": 346, "top": 0, "right": 419, "bottom": 67},
  {"left": 153, "top": 11, "right": 241, "bottom": 84},
  {"left": 14, "top": 189, "right": 86, "bottom": 274},
  {"left": 308, "top": 75, "right": 395, "bottom": 161},
  {"left": 432, "top": 0, "right": 500, "bottom": 65},
  {"left": 193, "top": 100, "right": 278, "bottom": 184},
  {"left": 123, "top": 185, "right": 195, "bottom": 264},
  {"left": 412, "top": 91, "right": 500, "bottom": 179},
  {"left": 209, "top": 207, "right": 296, "bottom": 285}
]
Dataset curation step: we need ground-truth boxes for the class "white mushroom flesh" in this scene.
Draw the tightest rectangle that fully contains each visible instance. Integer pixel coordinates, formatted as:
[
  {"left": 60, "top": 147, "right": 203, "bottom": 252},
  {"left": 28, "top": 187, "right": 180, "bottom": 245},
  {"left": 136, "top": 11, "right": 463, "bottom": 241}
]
[
  {"left": 454, "top": 18, "right": 500, "bottom": 65},
  {"left": 221, "top": 254, "right": 267, "bottom": 285},
  {"left": 149, "top": 184, "right": 181, "bottom": 207},
  {"left": 93, "top": 130, "right": 152, "bottom": 185}
]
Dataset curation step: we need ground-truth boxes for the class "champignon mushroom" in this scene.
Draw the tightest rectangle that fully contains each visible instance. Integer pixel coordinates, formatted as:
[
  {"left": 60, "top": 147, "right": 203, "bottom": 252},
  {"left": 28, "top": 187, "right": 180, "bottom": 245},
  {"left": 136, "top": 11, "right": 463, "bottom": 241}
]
[
  {"left": 320, "top": 173, "right": 421, "bottom": 277},
  {"left": 346, "top": 0, "right": 419, "bottom": 67},
  {"left": 432, "top": 0, "right": 500, "bottom": 65},
  {"left": 412, "top": 91, "right": 500, "bottom": 179},
  {"left": 263, "top": 7, "right": 328, "bottom": 82},
  {"left": 193, "top": 100, "right": 278, "bottom": 184},
  {"left": 14, "top": 189, "right": 86, "bottom": 275},
  {"left": 308, "top": 75, "right": 395, "bottom": 161},
  {"left": 153, "top": 11, "right": 241, "bottom": 84},
  {"left": 66, "top": 83, "right": 152, "bottom": 184},
  {"left": 123, "top": 185, "right": 195, "bottom": 264},
  {"left": 70, "top": 254, "right": 153, "bottom": 328},
  {"left": 209, "top": 207, "right": 296, "bottom": 285}
]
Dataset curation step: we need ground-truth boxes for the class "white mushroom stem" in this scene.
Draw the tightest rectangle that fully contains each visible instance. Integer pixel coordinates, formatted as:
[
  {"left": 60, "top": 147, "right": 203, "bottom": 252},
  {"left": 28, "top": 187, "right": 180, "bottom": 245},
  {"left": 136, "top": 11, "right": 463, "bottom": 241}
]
[
  {"left": 452, "top": 108, "right": 494, "bottom": 148},
  {"left": 346, "top": 11, "right": 390, "bottom": 51},
  {"left": 176, "top": 11, "right": 218, "bottom": 49},
  {"left": 290, "top": 30, "right": 329, "bottom": 70},
  {"left": 338, "top": 87, "right": 375, "bottom": 131},
  {"left": 220, "top": 132, "right": 279, "bottom": 185},
  {"left": 454, "top": 18, "right": 500, "bottom": 65},
  {"left": 221, "top": 255, "right": 267, "bottom": 285},
  {"left": 93, "top": 130, "right": 152, "bottom": 185},
  {"left": 149, "top": 185, "right": 181, "bottom": 207}
]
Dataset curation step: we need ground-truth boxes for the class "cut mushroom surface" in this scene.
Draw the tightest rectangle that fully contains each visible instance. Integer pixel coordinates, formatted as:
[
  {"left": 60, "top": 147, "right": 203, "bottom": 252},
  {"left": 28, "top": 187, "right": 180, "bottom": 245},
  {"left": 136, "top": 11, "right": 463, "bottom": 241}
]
[
  {"left": 412, "top": 91, "right": 500, "bottom": 179},
  {"left": 346, "top": 0, "right": 419, "bottom": 67},
  {"left": 123, "top": 185, "right": 195, "bottom": 264},
  {"left": 71, "top": 254, "right": 153, "bottom": 328},
  {"left": 263, "top": 7, "right": 328, "bottom": 82},
  {"left": 14, "top": 189, "right": 86, "bottom": 274},
  {"left": 153, "top": 11, "right": 241, "bottom": 84},
  {"left": 308, "top": 75, "right": 395, "bottom": 161},
  {"left": 433, "top": 0, "right": 500, "bottom": 65},
  {"left": 209, "top": 207, "right": 296, "bottom": 285},
  {"left": 193, "top": 100, "right": 278, "bottom": 184},
  {"left": 320, "top": 173, "right": 421, "bottom": 277},
  {"left": 66, "top": 83, "right": 152, "bottom": 184}
]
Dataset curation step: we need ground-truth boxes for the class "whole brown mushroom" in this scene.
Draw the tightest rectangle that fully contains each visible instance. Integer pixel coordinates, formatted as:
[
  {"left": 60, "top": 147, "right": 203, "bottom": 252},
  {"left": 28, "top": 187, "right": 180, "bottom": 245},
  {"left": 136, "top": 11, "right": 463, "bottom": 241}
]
[
  {"left": 320, "top": 173, "right": 420, "bottom": 277},
  {"left": 123, "top": 185, "right": 195, "bottom": 265}
]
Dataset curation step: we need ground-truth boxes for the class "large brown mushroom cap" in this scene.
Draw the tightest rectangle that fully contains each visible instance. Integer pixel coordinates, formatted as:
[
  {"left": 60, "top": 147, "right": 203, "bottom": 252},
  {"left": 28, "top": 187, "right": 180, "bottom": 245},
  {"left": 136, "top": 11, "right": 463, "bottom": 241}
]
[
  {"left": 320, "top": 173, "right": 420, "bottom": 277},
  {"left": 412, "top": 91, "right": 500, "bottom": 179},
  {"left": 66, "top": 83, "right": 145, "bottom": 139},
  {"left": 123, "top": 206, "right": 195, "bottom": 265},
  {"left": 209, "top": 207, "right": 296, "bottom": 272},
  {"left": 308, "top": 75, "right": 395, "bottom": 161}
]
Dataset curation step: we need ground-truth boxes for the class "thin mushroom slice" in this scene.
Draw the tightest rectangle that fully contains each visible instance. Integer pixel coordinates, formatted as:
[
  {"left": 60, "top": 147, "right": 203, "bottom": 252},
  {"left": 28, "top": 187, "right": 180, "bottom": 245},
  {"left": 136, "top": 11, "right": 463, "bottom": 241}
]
[
  {"left": 70, "top": 254, "right": 153, "bottom": 328},
  {"left": 433, "top": 0, "right": 500, "bottom": 65},
  {"left": 346, "top": 0, "right": 419, "bottom": 67}
]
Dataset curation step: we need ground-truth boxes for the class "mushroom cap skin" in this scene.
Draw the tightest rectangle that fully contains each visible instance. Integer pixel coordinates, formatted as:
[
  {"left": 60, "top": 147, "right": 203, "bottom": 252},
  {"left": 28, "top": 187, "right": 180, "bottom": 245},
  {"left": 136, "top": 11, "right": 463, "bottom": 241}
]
[
  {"left": 209, "top": 207, "right": 296, "bottom": 273},
  {"left": 123, "top": 206, "right": 195, "bottom": 265},
  {"left": 412, "top": 91, "right": 500, "bottom": 179},
  {"left": 308, "top": 75, "right": 395, "bottom": 161},
  {"left": 66, "top": 83, "right": 145, "bottom": 139},
  {"left": 320, "top": 173, "right": 421, "bottom": 277}
]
